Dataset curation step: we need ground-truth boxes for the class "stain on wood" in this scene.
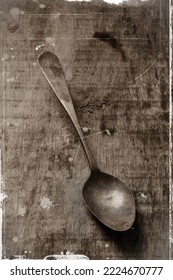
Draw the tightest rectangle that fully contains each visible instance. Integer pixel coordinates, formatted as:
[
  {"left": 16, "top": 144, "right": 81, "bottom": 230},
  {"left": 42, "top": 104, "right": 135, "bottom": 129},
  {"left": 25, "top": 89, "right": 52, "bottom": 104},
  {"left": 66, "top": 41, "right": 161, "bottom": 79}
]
[{"left": 0, "top": 0, "right": 170, "bottom": 259}]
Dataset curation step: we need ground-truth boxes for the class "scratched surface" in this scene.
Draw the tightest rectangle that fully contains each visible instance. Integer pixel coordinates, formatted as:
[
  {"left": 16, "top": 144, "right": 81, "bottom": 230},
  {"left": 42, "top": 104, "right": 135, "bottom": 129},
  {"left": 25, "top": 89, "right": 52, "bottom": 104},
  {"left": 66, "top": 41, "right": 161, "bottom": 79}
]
[{"left": 0, "top": 0, "right": 170, "bottom": 259}]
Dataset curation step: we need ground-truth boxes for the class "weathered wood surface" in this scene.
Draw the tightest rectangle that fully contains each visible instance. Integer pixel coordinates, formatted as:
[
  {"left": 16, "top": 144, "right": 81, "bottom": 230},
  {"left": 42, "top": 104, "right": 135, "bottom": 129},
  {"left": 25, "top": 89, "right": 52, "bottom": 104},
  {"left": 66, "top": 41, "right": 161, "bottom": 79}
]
[{"left": 0, "top": 0, "right": 170, "bottom": 259}]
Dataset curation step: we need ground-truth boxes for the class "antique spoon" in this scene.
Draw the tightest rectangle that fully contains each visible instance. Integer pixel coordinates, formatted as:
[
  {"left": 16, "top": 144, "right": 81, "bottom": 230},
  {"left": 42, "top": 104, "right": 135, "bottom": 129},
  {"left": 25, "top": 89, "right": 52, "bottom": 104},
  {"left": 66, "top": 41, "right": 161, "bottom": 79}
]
[{"left": 38, "top": 51, "right": 135, "bottom": 231}]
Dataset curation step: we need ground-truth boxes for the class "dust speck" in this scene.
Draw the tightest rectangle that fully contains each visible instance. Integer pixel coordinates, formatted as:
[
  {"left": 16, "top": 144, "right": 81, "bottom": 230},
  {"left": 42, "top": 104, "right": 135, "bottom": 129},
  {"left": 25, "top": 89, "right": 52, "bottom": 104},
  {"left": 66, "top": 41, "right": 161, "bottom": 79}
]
[
  {"left": 82, "top": 127, "right": 90, "bottom": 134},
  {"left": 12, "top": 237, "right": 18, "bottom": 243},
  {"left": 10, "top": 7, "right": 20, "bottom": 16},
  {"left": 39, "top": 4, "right": 46, "bottom": 9},
  {"left": 18, "top": 207, "right": 26, "bottom": 217},
  {"left": 35, "top": 44, "right": 45, "bottom": 51},
  {"left": 7, "top": 77, "right": 15, "bottom": 83},
  {"left": 140, "top": 193, "right": 147, "bottom": 199},
  {"left": 40, "top": 197, "right": 52, "bottom": 210},
  {"left": 105, "top": 129, "right": 111, "bottom": 136},
  {"left": 68, "top": 157, "right": 73, "bottom": 163},
  {"left": 105, "top": 243, "right": 109, "bottom": 248}
]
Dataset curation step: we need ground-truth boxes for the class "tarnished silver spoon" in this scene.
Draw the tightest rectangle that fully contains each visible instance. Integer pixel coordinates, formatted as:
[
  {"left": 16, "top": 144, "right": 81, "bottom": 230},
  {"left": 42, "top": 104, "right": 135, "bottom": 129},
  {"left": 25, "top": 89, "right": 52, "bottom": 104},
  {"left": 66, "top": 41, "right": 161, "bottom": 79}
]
[{"left": 38, "top": 51, "right": 135, "bottom": 231}]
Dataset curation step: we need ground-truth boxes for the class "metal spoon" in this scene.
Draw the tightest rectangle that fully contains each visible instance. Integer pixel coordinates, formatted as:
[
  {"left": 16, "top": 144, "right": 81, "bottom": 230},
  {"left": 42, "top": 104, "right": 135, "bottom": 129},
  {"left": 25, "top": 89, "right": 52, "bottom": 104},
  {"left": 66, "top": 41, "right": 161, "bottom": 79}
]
[{"left": 38, "top": 51, "right": 135, "bottom": 231}]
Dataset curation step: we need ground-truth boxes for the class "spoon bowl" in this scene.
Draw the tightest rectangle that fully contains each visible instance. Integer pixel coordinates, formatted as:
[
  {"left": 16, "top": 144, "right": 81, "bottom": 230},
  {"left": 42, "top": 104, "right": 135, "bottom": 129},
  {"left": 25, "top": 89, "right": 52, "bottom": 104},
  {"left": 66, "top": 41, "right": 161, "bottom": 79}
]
[
  {"left": 38, "top": 51, "right": 136, "bottom": 231},
  {"left": 83, "top": 170, "right": 135, "bottom": 231}
]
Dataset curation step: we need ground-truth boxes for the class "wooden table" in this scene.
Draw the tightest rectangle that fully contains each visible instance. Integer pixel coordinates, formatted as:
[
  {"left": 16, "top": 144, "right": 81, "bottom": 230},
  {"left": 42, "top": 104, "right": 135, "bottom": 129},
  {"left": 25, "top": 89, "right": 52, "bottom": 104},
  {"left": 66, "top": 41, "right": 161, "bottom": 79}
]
[{"left": 0, "top": 0, "right": 171, "bottom": 259}]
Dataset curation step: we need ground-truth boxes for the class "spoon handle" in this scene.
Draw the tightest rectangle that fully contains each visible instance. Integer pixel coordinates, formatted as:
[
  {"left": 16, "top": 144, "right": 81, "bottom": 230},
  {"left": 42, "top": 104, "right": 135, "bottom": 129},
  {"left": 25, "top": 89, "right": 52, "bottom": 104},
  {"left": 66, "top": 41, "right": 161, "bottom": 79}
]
[{"left": 38, "top": 51, "right": 98, "bottom": 172}]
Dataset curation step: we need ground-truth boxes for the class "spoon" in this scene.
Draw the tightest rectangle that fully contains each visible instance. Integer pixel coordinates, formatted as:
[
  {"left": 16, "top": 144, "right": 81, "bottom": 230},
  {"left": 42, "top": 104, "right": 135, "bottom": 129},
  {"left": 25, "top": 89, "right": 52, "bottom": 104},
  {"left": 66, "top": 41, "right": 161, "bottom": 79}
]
[{"left": 38, "top": 51, "right": 135, "bottom": 231}]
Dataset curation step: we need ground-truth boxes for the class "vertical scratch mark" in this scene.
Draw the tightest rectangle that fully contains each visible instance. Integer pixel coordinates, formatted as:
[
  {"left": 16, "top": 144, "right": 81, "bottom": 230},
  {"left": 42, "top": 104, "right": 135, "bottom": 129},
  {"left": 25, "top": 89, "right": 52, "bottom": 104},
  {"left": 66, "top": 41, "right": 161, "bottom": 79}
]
[{"left": 169, "top": 0, "right": 173, "bottom": 260}]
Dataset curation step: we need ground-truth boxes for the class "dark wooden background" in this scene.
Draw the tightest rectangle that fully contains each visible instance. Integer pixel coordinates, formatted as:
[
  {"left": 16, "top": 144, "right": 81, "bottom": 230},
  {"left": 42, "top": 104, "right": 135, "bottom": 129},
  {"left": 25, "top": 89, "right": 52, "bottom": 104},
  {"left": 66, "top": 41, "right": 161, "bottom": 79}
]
[{"left": 0, "top": 0, "right": 171, "bottom": 259}]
